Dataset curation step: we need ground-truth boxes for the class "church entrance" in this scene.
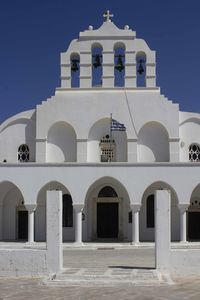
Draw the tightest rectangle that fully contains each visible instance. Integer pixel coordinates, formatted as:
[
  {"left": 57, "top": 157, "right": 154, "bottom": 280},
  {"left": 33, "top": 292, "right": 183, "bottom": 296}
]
[
  {"left": 18, "top": 211, "right": 28, "bottom": 240},
  {"left": 188, "top": 212, "right": 200, "bottom": 241},
  {"left": 97, "top": 202, "right": 118, "bottom": 238}
]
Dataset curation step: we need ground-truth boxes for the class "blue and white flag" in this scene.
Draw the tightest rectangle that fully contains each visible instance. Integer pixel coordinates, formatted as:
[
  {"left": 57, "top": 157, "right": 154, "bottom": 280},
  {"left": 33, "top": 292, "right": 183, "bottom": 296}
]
[{"left": 111, "top": 119, "right": 126, "bottom": 131}]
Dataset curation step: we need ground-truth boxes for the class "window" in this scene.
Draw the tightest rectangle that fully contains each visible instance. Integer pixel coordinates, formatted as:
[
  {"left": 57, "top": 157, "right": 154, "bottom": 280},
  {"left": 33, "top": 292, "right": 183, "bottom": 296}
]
[
  {"left": 128, "top": 211, "right": 132, "bottom": 223},
  {"left": 63, "top": 194, "right": 73, "bottom": 227},
  {"left": 146, "top": 194, "right": 154, "bottom": 228},
  {"left": 18, "top": 144, "right": 30, "bottom": 162},
  {"left": 98, "top": 186, "right": 118, "bottom": 198},
  {"left": 100, "top": 135, "right": 116, "bottom": 162},
  {"left": 189, "top": 144, "right": 200, "bottom": 162}
]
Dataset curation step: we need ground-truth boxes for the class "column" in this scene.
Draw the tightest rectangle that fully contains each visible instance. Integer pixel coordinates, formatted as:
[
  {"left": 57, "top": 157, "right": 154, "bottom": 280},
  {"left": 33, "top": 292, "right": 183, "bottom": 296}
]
[
  {"left": 0, "top": 204, "right": 3, "bottom": 240},
  {"left": 46, "top": 190, "right": 63, "bottom": 274},
  {"left": 25, "top": 205, "right": 37, "bottom": 244},
  {"left": 74, "top": 204, "right": 84, "bottom": 244},
  {"left": 155, "top": 190, "right": 171, "bottom": 272},
  {"left": 179, "top": 204, "right": 188, "bottom": 243},
  {"left": 131, "top": 205, "right": 141, "bottom": 244}
]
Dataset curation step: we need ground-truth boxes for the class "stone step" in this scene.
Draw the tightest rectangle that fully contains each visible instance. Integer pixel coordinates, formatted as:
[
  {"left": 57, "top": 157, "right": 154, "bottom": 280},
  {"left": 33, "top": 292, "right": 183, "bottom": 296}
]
[{"left": 43, "top": 268, "right": 174, "bottom": 287}]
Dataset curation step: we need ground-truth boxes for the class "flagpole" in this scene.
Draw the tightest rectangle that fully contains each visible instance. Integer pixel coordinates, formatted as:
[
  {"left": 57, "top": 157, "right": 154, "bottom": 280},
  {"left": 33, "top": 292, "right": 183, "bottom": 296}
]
[{"left": 110, "top": 113, "right": 112, "bottom": 162}]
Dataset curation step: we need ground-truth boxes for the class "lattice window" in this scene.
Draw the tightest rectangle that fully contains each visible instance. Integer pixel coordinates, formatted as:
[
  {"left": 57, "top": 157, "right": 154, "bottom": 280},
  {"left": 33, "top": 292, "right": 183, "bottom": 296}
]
[
  {"left": 100, "top": 135, "right": 116, "bottom": 162},
  {"left": 18, "top": 144, "right": 30, "bottom": 162},
  {"left": 189, "top": 144, "right": 200, "bottom": 162},
  {"left": 189, "top": 198, "right": 200, "bottom": 210}
]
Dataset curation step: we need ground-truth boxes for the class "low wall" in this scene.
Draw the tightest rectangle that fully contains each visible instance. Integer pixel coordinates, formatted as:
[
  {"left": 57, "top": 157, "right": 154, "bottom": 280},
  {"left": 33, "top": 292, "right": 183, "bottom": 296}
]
[
  {"left": 0, "top": 249, "right": 47, "bottom": 276},
  {"left": 170, "top": 249, "right": 200, "bottom": 275}
]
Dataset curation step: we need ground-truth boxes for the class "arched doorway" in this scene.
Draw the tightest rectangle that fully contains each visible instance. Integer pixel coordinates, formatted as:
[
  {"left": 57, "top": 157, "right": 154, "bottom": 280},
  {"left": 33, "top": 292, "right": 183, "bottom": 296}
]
[
  {"left": 0, "top": 181, "right": 27, "bottom": 241},
  {"left": 85, "top": 177, "right": 130, "bottom": 241},
  {"left": 188, "top": 185, "right": 200, "bottom": 241},
  {"left": 36, "top": 181, "right": 74, "bottom": 241}
]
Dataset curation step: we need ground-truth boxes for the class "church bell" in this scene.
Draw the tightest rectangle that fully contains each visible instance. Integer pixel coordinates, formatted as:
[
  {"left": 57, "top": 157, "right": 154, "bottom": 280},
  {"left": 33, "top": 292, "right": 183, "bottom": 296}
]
[
  {"left": 137, "top": 59, "right": 145, "bottom": 75},
  {"left": 115, "top": 55, "right": 124, "bottom": 72},
  {"left": 93, "top": 54, "right": 102, "bottom": 68},
  {"left": 71, "top": 59, "right": 79, "bottom": 72}
]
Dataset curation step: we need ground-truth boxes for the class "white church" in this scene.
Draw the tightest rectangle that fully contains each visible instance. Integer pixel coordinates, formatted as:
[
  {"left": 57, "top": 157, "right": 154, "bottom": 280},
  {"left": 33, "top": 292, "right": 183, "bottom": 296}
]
[{"left": 0, "top": 11, "right": 200, "bottom": 245}]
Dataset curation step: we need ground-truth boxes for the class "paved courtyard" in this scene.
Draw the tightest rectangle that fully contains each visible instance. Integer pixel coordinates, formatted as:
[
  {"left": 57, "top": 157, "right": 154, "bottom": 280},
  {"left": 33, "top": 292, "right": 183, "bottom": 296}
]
[{"left": 0, "top": 247, "right": 200, "bottom": 299}]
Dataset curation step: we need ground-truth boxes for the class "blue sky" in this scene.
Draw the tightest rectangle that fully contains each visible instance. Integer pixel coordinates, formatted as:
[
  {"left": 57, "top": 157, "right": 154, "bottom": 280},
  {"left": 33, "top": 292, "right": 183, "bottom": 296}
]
[{"left": 0, "top": 0, "right": 200, "bottom": 123}]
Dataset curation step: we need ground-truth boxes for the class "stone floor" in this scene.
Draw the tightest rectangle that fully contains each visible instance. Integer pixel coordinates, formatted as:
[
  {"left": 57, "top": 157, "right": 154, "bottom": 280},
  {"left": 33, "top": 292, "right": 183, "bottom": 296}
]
[{"left": 0, "top": 246, "right": 200, "bottom": 299}]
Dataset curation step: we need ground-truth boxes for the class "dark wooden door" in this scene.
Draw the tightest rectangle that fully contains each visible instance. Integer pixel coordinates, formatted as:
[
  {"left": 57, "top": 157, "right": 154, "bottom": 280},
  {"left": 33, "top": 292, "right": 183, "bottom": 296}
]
[
  {"left": 188, "top": 212, "right": 200, "bottom": 240},
  {"left": 18, "top": 211, "right": 28, "bottom": 240},
  {"left": 97, "top": 202, "right": 118, "bottom": 238}
]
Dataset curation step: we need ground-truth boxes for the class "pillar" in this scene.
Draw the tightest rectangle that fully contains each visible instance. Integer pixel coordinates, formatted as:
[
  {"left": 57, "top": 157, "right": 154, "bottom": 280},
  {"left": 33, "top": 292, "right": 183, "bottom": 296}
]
[
  {"left": 179, "top": 204, "right": 188, "bottom": 243},
  {"left": 74, "top": 204, "right": 84, "bottom": 244},
  {"left": 25, "top": 205, "right": 36, "bottom": 244},
  {"left": 155, "top": 190, "right": 171, "bottom": 272},
  {"left": 131, "top": 204, "right": 141, "bottom": 244},
  {"left": 46, "top": 190, "right": 63, "bottom": 274},
  {"left": 0, "top": 204, "right": 3, "bottom": 240}
]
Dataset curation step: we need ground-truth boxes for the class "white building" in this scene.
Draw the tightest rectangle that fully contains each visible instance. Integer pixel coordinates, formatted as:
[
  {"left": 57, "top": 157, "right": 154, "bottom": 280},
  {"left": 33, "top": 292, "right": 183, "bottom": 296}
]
[{"left": 0, "top": 11, "right": 200, "bottom": 245}]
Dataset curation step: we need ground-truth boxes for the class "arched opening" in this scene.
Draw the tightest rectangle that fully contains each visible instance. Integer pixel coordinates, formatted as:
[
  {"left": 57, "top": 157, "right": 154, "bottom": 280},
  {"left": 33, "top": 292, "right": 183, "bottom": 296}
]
[
  {"left": 70, "top": 53, "right": 80, "bottom": 88},
  {"left": 18, "top": 144, "right": 30, "bottom": 162},
  {"left": 140, "top": 181, "right": 179, "bottom": 242},
  {"left": 189, "top": 143, "right": 200, "bottom": 162},
  {"left": 136, "top": 52, "right": 146, "bottom": 87},
  {"left": 88, "top": 118, "right": 127, "bottom": 162},
  {"left": 35, "top": 181, "right": 74, "bottom": 242},
  {"left": 46, "top": 121, "right": 77, "bottom": 162},
  {"left": 84, "top": 177, "right": 130, "bottom": 241},
  {"left": 114, "top": 43, "right": 125, "bottom": 87},
  {"left": 188, "top": 185, "right": 200, "bottom": 241},
  {"left": 137, "top": 122, "right": 169, "bottom": 162},
  {"left": 0, "top": 181, "right": 26, "bottom": 241},
  {"left": 92, "top": 43, "right": 103, "bottom": 87}
]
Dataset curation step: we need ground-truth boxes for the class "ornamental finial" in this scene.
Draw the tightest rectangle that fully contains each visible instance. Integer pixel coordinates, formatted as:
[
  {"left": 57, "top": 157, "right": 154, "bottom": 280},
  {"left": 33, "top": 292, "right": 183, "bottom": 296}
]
[{"left": 103, "top": 10, "right": 114, "bottom": 22}]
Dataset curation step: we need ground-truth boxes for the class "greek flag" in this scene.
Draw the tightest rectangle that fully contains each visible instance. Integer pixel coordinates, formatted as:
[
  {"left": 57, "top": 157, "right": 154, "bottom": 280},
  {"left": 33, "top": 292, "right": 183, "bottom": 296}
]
[{"left": 111, "top": 119, "right": 126, "bottom": 131}]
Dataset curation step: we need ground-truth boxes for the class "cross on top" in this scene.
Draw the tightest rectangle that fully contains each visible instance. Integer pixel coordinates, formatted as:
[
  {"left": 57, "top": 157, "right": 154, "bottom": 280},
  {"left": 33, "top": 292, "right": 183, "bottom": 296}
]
[{"left": 103, "top": 10, "right": 114, "bottom": 22}]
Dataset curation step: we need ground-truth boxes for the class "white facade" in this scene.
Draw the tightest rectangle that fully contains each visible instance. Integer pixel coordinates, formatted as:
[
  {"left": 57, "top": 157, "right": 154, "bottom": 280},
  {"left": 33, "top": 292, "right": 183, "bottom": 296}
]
[{"left": 0, "top": 12, "right": 200, "bottom": 244}]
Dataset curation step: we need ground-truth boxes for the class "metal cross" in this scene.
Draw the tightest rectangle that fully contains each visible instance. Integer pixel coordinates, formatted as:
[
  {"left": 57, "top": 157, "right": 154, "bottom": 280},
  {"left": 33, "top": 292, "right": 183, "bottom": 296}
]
[{"left": 103, "top": 10, "right": 114, "bottom": 22}]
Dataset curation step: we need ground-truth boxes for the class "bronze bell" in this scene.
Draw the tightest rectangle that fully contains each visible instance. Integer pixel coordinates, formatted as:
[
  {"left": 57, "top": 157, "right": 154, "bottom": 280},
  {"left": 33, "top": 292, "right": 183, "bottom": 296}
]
[
  {"left": 115, "top": 55, "right": 124, "bottom": 72},
  {"left": 93, "top": 54, "right": 101, "bottom": 68},
  {"left": 71, "top": 59, "right": 79, "bottom": 72},
  {"left": 138, "top": 59, "right": 145, "bottom": 74}
]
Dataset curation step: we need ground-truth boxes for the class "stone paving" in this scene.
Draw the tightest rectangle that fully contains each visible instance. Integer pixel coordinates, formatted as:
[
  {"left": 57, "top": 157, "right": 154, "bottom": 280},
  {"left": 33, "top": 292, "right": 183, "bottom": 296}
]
[{"left": 0, "top": 247, "right": 200, "bottom": 299}]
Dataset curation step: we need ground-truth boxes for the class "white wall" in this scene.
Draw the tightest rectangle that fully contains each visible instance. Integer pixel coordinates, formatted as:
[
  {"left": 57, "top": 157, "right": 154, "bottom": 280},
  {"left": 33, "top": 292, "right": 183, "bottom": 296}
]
[
  {"left": 138, "top": 122, "right": 169, "bottom": 162},
  {"left": 46, "top": 121, "right": 77, "bottom": 162}
]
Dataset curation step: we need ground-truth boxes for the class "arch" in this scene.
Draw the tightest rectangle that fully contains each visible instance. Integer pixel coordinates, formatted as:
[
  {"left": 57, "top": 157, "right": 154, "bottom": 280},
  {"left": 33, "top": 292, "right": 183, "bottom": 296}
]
[
  {"left": 88, "top": 118, "right": 127, "bottom": 162},
  {"left": 70, "top": 52, "right": 80, "bottom": 88},
  {"left": 46, "top": 121, "right": 77, "bottom": 162},
  {"left": 84, "top": 176, "right": 130, "bottom": 241},
  {"left": 18, "top": 144, "right": 30, "bottom": 162},
  {"left": 140, "top": 181, "right": 179, "bottom": 242},
  {"left": 136, "top": 51, "right": 146, "bottom": 87},
  {"left": 91, "top": 43, "right": 103, "bottom": 87},
  {"left": 0, "top": 181, "right": 25, "bottom": 241},
  {"left": 114, "top": 42, "right": 126, "bottom": 87},
  {"left": 98, "top": 186, "right": 118, "bottom": 198},
  {"left": 137, "top": 121, "right": 169, "bottom": 162},
  {"left": 36, "top": 181, "right": 73, "bottom": 241},
  {"left": 189, "top": 143, "right": 200, "bottom": 162},
  {"left": 188, "top": 184, "right": 200, "bottom": 240}
]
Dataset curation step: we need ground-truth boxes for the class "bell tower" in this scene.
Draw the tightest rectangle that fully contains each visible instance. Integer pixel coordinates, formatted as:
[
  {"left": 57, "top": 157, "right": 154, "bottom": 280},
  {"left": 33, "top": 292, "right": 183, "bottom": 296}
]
[{"left": 60, "top": 11, "right": 156, "bottom": 89}]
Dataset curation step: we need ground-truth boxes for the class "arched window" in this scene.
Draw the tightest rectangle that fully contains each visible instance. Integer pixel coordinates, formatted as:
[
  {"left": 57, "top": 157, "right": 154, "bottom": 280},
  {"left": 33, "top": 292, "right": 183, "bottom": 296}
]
[
  {"left": 98, "top": 186, "right": 118, "bottom": 198},
  {"left": 136, "top": 52, "right": 146, "bottom": 87},
  {"left": 114, "top": 43, "right": 125, "bottom": 87},
  {"left": 63, "top": 194, "right": 73, "bottom": 227},
  {"left": 99, "top": 134, "right": 116, "bottom": 162},
  {"left": 189, "top": 144, "right": 200, "bottom": 162},
  {"left": 146, "top": 194, "right": 154, "bottom": 228},
  {"left": 18, "top": 144, "right": 30, "bottom": 162},
  {"left": 70, "top": 53, "right": 80, "bottom": 87},
  {"left": 92, "top": 44, "right": 103, "bottom": 87}
]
